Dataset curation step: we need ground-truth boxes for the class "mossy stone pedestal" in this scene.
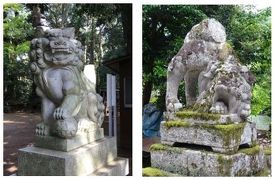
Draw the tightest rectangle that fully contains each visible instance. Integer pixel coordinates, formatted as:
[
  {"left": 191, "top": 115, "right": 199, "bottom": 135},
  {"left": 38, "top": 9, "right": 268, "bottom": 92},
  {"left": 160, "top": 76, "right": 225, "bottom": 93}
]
[
  {"left": 148, "top": 111, "right": 265, "bottom": 176},
  {"left": 149, "top": 144, "right": 264, "bottom": 176}
]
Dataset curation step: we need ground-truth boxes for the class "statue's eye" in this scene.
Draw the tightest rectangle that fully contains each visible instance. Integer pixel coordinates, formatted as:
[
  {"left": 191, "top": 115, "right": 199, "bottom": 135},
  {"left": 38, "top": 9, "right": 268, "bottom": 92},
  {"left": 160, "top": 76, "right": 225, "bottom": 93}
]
[
  {"left": 63, "top": 42, "right": 66, "bottom": 45},
  {"left": 54, "top": 42, "right": 59, "bottom": 45}
]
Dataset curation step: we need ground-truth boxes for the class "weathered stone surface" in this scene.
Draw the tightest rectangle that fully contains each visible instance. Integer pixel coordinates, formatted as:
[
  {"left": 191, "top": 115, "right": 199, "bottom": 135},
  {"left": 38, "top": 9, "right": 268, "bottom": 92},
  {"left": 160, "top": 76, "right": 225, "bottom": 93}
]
[
  {"left": 160, "top": 121, "right": 257, "bottom": 154},
  {"left": 173, "top": 111, "right": 243, "bottom": 124},
  {"left": 250, "top": 115, "right": 271, "bottom": 131},
  {"left": 150, "top": 144, "right": 264, "bottom": 176},
  {"left": 18, "top": 137, "right": 117, "bottom": 176},
  {"left": 30, "top": 27, "right": 104, "bottom": 139},
  {"left": 165, "top": 18, "right": 253, "bottom": 121},
  {"left": 34, "top": 128, "right": 104, "bottom": 151},
  {"left": 90, "top": 157, "right": 129, "bottom": 176}
]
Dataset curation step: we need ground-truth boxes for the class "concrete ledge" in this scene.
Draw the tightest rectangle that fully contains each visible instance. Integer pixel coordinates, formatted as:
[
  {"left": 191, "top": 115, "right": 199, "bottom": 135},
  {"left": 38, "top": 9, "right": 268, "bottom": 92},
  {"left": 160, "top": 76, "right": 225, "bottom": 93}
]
[
  {"left": 90, "top": 157, "right": 129, "bottom": 176},
  {"left": 150, "top": 144, "right": 264, "bottom": 176},
  {"left": 35, "top": 128, "right": 104, "bottom": 151},
  {"left": 18, "top": 137, "right": 117, "bottom": 176},
  {"left": 161, "top": 121, "right": 257, "bottom": 154}
]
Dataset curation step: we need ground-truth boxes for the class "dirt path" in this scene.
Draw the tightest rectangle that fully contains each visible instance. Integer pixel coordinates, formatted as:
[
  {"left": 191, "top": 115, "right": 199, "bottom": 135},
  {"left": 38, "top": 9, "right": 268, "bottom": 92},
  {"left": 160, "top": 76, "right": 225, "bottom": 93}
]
[
  {"left": 3, "top": 112, "right": 132, "bottom": 176},
  {"left": 3, "top": 112, "right": 40, "bottom": 176}
]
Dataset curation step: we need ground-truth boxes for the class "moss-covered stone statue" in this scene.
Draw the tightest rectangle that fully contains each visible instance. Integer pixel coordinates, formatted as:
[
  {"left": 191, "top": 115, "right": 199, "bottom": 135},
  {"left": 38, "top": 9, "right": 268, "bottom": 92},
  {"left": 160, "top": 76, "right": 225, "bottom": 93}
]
[
  {"left": 147, "top": 19, "right": 265, "bottom": 176},
  {"left": 166, "top": 18, "right": 254, "bottom": 120},
  {"left": 29, "top": 27, "right": 104, "bottom": 138}
]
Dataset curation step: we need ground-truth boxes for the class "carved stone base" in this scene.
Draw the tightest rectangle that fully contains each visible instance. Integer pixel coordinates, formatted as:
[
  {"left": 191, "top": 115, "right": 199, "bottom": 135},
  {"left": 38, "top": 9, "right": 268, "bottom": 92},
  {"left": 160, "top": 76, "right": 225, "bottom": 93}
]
[
  {"left": 150, "top": 144, "right": 264, "bottom": 176},
  {"left": 161, "top": 121, "right": 257, "bottom": 154},
  {"left": 34, "top": 128, "right": 104, "bottom": 151},
  {"left": 18, "top": 137, "right": 129, "bottom": 176}
]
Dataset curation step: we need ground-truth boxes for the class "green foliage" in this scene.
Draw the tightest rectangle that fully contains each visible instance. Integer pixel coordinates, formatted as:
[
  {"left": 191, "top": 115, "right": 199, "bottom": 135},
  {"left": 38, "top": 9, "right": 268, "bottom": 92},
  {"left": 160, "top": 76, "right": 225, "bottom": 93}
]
[
  {"left": 4, "top": 4, "right": 34, "bottom": 107},
  {"left": 143, "top": 5, "right": 207, "bottom": 109},
  {"left": 226, "top": 6, "right": 271, "bottom": 116},
  {"left": 4, "top": 3, "right": 130, "bottom": 109}
]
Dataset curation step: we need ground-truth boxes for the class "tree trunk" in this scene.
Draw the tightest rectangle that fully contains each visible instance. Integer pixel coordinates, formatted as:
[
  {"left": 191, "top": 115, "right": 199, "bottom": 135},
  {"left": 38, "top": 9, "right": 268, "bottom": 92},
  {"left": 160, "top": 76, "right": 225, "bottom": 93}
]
[{"left": 119, "top": 4, "right": 132, "bottom": 55}]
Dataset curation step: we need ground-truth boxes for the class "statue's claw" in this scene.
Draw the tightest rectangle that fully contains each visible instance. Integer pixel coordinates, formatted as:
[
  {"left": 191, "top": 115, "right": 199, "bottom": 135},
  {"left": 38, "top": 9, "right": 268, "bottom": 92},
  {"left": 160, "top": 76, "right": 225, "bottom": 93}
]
[
  {"left": 36, "top": 122, "right": 50, "bottom": 136},
  {"left": 54, "top": 107, "right": 69, "bottom": 120}
]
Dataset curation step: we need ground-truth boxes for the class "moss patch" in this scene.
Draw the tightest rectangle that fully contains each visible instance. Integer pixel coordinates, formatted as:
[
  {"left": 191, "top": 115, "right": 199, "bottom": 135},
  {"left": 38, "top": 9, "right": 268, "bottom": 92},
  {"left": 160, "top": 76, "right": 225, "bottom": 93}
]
[
  {"left": 175, "top": 110, "right": 221, "bottom": 121},
  {"left": 207, "top": 123, "right": 246, "bottom": 148},
  {"left": 163, "top": 120, "right": 245, "bottom": 149},
  {"left": 149, "top": 143, "right": 182, "bottom": 153},
  {"left": 254, "top": 167, "right": 271, "bottom": 177},
  {"left": 263, "top": 147, "right": 271, "bottom": 155},
  {"left": 142, "top": 167, "right": 168, "bottom": 176},
  {"left": 163, "top": 120, "right": 191, "bottom": 128},
  {"left": 149, "top": 143, "right": 168, "bottom": 151},
  {"left": 238, "top": 145, "right": 260, "bottom": 155}
]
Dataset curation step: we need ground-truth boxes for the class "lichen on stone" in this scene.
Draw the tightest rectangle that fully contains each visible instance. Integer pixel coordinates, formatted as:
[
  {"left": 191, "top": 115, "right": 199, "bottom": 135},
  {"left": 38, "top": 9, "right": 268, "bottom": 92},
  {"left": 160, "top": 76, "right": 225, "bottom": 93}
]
[
  {"left": 217, "top": 154, "right": 233, "bottom": 176},
  {"left": 210, "top": 123, "right": 246, "bottom": 147}
]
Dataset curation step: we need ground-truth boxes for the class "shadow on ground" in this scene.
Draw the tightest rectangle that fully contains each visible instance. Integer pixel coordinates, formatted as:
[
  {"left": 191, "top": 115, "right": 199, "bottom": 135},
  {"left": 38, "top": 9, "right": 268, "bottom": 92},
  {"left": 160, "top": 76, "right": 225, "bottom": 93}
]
[
  {"left": 4, "top": 112, "right": 40, "bottom": 176},
  {"left": 3, "top": 112, "right": 132, "bottom": 176}
]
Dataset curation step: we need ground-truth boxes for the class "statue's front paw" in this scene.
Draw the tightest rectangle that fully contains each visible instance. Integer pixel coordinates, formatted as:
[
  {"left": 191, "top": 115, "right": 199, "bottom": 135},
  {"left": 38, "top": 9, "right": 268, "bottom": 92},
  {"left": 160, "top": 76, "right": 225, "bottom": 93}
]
[
  {"left": 36, "top": 122, "right": 50, "bottom": 136},
  {"left": 54, "top": 107, "right": 69, "bottom": 120},
  {"left": 167, "top": 102, "right": 183, "bottom": 112},
  {"left": 55, "top": 118, "right": 78, "bottom": 138},
  {"left": 210, "top": 102, "right": 227, "bottom": 114}
]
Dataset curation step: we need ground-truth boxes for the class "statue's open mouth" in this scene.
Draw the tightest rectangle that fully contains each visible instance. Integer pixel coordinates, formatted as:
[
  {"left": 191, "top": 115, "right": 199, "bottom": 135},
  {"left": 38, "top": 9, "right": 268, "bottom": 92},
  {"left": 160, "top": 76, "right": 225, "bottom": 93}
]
[{"left": 51, "top": 48, "right": 73, "bottom": 54}]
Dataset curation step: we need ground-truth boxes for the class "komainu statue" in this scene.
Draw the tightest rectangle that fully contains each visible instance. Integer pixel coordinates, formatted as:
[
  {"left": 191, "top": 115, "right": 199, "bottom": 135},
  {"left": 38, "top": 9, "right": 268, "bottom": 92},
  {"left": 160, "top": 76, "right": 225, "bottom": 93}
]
[
  {"left": 166, "top": 18, "right": 254, "bottom": 120},
  {"left": 29, "top": 27, "right": 104, "bottom": 138}
]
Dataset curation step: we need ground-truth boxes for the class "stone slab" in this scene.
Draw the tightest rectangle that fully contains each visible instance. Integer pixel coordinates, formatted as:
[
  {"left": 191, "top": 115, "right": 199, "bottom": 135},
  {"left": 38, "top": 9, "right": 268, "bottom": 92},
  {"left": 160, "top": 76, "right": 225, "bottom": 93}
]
[
  {"left": 160, "top": 121, "right": 257, "bottom": 154},
  {"left": 174, "top": 111, "right": 243, "bottom": 124},
  {"left": 18, "top": 137, "right": 117, "bottom": 176},
  {"left": 250, "top": 115, "right": 271, "bottom": 131},
  {"left": 35, "top": 128, "right": 104, "bottom": 151},
  {"left": 90, "top": 157, "right": 129, "bottom": 176},
  {"left": 150, "top": 144, "right": 264, "bottom": 176}
]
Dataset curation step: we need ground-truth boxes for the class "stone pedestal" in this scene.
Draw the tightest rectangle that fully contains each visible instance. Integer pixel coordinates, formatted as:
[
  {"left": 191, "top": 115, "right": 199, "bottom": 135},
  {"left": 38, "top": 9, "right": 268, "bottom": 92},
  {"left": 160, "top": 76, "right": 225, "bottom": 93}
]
[
  {"left": 34, "top": 128, "right": 104, "bottom": 151},
  {"left": 161, "top": 120, "right": 257, "bottom": 154},
  {"left": 150, "top": 144, "right": 264, "bottom": 176},
  {"left": 148, "top": 111, "right": 265, "bottom": 176},
  {"left": 18, "top": 137, "right": 129, "bottom": 176}
]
